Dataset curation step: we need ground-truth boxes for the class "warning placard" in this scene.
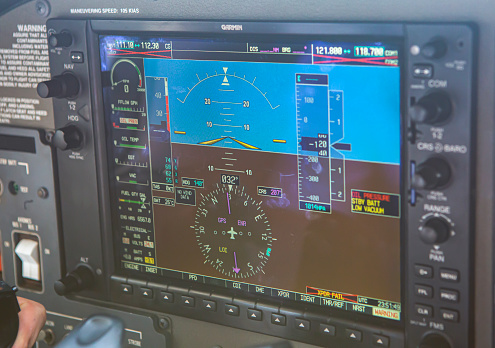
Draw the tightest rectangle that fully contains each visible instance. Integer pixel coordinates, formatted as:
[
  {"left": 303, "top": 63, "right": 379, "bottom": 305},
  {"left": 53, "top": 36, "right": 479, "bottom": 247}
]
[{"left": 351, "top": 190, "right": 400, "bottom": 218}]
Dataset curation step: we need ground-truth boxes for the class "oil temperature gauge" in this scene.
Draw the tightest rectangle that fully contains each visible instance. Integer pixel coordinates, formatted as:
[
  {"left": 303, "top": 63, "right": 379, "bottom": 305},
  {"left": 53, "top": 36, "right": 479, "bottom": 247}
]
[{"left": 193, "top": 184, "right": 273, "bottom": 279}]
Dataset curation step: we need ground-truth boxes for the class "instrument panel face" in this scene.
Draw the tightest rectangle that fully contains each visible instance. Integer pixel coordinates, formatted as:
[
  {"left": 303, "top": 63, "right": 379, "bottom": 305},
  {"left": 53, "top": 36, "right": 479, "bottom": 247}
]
[{"left": 99, "top": 34, "right": 403, "bottom": 322}]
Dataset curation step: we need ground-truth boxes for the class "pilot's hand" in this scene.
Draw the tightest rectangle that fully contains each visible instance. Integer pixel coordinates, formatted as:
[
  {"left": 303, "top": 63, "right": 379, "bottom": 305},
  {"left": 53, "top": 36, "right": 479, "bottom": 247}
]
[{"left": 12, "top": 297, "right": 46, "bottom": 348}]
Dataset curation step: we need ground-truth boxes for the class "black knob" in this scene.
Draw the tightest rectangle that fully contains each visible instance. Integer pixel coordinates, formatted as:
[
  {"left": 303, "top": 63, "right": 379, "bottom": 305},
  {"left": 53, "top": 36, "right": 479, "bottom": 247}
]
[
  {"left": 419, "top": 217, "right": 451, "bottom": 244},
  {"left": 52, "top": 125, "right": 84, "bottom": 151},
  {"left": 37, "top": 73, "right": 80, "bottom": 99},
  {"left": 412, "top": 157, "right": 451, "bottom": 190},
  {"left": 409, "top": 93, "right": 452, "bottom": 125},
  {"left": 422, "top": 39, "right": 448, "bottom": 59},
  {"left": 54, "top": 265, "right": 94, "bottom": 296},
  {"left": 48, "top": 31, "right": 72, "bottom": 48},
  {"left": 419, "top": 333, "right": 451, "bottom": 348}
]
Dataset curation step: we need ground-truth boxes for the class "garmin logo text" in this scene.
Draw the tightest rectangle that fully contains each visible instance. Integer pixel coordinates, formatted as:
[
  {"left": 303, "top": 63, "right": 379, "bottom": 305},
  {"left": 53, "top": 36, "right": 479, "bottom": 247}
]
[{"left": 221, "top": 24, "right": 243, "bottom": 31}]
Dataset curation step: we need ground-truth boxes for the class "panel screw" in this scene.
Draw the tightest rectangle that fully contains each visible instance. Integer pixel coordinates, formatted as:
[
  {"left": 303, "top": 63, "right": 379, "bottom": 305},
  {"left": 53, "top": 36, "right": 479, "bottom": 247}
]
[
  {"left": 158, "top": 317, "right": 169, "bottom": 329},
  {"left": 35, "top": 0, "right": 50, "bottom": 17}
]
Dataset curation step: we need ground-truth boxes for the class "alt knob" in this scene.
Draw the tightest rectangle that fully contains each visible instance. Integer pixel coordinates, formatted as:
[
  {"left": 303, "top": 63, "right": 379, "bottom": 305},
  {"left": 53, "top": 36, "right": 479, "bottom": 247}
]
[
  {"left": 421, "top": 39, "right": 448, "bottom": 59},
  {"left": 419, "top": 333, "right": 451, "bottom": 348},
  {"left": 409, "top": 93, "right": 452, "bottom": 125},
  {"left": 412, "top": 157, "right": 451, "bottom": 190},
  {"left": 37, "top": 73, "right": 80, "bottom": 99},
  {"left": 48, "top": 31, "right": 73, "bottom": 48},
  {"left": 52, "top": 125, "right": 83, "bottom": 150},
  {"left": 54, "top": 265, "right": 94, "bottom": 296},
  {"left": 419, "top": 217, "right": 451, "bottom": 244}
]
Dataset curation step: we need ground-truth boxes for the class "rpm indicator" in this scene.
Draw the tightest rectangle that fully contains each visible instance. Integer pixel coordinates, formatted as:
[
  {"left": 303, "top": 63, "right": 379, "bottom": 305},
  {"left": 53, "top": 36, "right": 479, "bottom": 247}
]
[{"left": 193, "top": 184, "right": 273, "bottom": 279}]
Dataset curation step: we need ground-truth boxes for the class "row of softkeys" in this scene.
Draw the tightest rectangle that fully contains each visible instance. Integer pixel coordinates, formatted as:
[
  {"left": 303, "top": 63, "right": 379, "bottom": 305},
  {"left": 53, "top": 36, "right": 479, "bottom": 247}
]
[{"left": 117, "top": 281, "right": 392, "bottom": 347}]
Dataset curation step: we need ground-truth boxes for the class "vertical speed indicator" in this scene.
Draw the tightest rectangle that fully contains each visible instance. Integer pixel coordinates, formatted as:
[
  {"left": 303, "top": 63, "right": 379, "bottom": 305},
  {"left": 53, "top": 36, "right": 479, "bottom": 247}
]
[{"left": 193, "top": 184, "right": 273, "bottom": 279}]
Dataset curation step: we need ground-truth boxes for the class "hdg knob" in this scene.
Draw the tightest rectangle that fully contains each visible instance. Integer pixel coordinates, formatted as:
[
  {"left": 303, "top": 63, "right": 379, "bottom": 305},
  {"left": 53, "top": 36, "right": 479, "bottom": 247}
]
[{"left": 52, "top": 125, "right": 83, "bottom": 151}]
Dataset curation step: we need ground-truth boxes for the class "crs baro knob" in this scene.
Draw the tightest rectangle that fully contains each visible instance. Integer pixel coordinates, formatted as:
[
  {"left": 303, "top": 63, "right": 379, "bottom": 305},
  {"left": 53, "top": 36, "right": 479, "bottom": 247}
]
[{"left": 412, "top": 157, "right": 452, "bottom": 190}]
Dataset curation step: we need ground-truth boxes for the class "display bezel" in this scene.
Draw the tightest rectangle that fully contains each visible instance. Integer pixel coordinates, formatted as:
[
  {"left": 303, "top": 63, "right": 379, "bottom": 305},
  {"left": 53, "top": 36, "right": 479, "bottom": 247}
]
[{"left": 89, "top": 20, "right": 407, "bottom": 329}]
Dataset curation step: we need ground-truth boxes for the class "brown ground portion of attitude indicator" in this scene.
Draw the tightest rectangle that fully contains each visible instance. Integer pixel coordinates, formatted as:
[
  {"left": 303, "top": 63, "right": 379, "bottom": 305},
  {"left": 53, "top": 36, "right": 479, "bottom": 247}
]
[{"left": 152, "top": 143, "right": 401, "bottom": 302}]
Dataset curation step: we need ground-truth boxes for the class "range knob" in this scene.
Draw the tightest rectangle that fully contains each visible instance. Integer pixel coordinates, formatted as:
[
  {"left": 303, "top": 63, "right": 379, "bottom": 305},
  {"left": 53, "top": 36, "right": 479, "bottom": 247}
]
[
  {"left": 48, "top": 31, "right": 72, "bottom": 48},
  {"left": 421, "top": 39, "right": 448, "bottom": 59},
  {"left": 412, "top": 157, "right": 451, "bottom": 190},
  {"left": 419, "top": 333, "right": 451, "bottom": 348},
  {"left": 419, "top": 217, "right": 451, "bottom": 244},
  {"left": 54, "top": 265, "right": 94, "bottom": 296},
  {"left": 37, "top": 73, "right": 80, "bottom": 99},
  {"left": 52, "top": 125, "right": 84, "bottom": 151},
  {"left": 409, "top": 93, "right": 452, "bottom": 125}
]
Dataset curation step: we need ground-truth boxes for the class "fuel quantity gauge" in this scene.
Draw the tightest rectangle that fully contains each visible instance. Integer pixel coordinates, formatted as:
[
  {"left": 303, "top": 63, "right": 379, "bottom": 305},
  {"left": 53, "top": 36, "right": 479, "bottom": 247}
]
[{"left": 193, "top": 184, "right": 273, "bottom": 279}]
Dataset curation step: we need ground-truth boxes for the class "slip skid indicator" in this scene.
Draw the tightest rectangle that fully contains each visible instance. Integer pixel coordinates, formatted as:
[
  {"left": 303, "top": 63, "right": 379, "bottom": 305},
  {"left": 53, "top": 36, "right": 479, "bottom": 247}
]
[
  {"left": 351, "top": 190, "right": 400, "bottom": 218},
  {"left": 296, "top": 73, "right": 332, "bottom": 213}
]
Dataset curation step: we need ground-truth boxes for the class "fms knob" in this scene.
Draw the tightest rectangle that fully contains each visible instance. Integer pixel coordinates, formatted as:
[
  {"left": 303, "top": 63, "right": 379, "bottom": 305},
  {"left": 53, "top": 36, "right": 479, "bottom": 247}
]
[
  {"left": 412, "top": 157, "right": 451, "bottom": 190},
  {"left": 409, "top": 93, "right": 452, "bottom": 125},
  {"left": 54, "top": 265, "right": 94, "bottom": 296},
  {"left": 419, "top": 217, "right": 451, "bottom": 244},
  {"left": 48, "top": 31, "right": 72, "bottom": 48},
  {"left": 419, "top": 333, "right": 451, "bottom": 348},
  {"left": 52, "top": 125, "right": 83, "bottom": 151},
  {"left": 421, "top": 39, "right": 448, "bottom": 59},
  {"left": 37, "top": 73, "right": 80, "bottom": 99}
]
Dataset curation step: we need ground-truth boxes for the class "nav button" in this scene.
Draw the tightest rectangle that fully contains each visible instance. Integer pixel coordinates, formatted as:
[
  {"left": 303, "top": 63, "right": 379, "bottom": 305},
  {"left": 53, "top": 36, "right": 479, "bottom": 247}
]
[{"left": 70, "top": 51, "right": 84, "bottom": 63}]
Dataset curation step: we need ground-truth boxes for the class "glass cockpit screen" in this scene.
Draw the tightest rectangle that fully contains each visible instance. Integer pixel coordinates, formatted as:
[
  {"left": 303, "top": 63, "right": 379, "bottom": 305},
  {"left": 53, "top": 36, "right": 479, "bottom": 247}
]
[{"left": 100, "top": 34, "right": 402, "bottom": 321}]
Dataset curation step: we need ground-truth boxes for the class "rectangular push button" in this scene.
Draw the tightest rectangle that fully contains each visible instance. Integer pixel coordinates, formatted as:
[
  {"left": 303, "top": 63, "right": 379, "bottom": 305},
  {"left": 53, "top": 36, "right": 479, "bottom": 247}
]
[
  {"left": 415, "top": 304, "right": 433, "bottom": 317},
  {"left": 439, "top": 269, "right": 460, "bottom": 282}
]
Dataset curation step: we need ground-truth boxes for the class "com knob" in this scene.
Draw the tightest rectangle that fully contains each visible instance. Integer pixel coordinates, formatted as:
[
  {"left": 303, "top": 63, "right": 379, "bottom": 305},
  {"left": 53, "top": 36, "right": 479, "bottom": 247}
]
[
  {"left": 37, "top": 73, "right": 80, "bottom": 99},
  {"left": 419, "top": 333, "right": 451, "bottom": 348},
  {"left": 409, "top": 93, "right": 452, "bottom": 125},
  {"left": 412, "top": 157, "right": 451, "bottom": 190},
  {"left": 52, "top": 125, "right": 83, "bottom": 151},
  {"left": 48, "top": 31, "right": 72, "bottom": 48},
  {"left": 419, "top": 217, "right": 451, "bottom": 244},
  {"left": 421, "top": 39, "right": 448, "bottom": 59},
  {"left": 54, "top": 265, "right": 94, "bottom": 296}
]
